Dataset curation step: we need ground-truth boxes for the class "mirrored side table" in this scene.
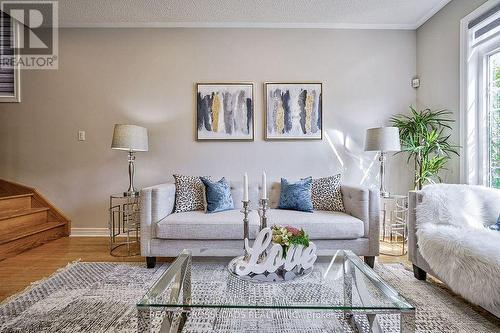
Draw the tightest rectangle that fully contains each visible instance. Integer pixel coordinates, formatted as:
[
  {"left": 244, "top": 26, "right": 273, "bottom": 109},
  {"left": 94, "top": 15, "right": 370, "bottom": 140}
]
[
  {"left": 109, "top": 193, "right": 140, "bottom": 257},
  {"left": 380, "top": 194, "right": 408, "bottom": 256}
]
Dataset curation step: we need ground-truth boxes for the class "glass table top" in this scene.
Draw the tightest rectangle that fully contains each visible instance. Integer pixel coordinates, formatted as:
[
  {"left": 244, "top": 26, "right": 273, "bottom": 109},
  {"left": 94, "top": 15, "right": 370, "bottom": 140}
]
[{"left": 137, "top": 250, "right": 414, "bottom": 312}]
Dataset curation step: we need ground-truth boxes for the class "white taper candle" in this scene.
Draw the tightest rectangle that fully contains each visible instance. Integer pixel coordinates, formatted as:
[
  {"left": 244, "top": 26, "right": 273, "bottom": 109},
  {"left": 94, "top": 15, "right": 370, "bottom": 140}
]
[
  {"left": 243, "top": 172, "right": 249, "bottom": 202},
  {"left": 261, "top": 171, "right": 267, "bottom": 199}
]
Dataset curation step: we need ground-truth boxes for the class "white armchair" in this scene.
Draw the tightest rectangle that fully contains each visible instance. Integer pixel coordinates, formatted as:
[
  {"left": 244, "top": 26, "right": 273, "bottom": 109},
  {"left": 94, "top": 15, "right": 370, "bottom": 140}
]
[{"left": 408, "top": 184, "right": 500, "bottom": 317}]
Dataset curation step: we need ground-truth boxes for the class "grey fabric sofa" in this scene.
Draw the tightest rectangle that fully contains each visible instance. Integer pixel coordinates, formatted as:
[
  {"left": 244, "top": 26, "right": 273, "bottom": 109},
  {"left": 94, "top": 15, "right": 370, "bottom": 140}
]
[
  {"left": 407, "top": 191, "right": 435, "bottom": 280},
  {"left": 140, "top": 180, "right": 380, "bottom": 268}
]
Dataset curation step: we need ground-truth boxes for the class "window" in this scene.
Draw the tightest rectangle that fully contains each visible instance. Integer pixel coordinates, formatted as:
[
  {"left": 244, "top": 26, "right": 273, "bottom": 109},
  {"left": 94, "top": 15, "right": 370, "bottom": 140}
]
[
  {"left": 487, "top": 52, "right": 500, "bottom": 188},
  {"left": 460, "top": 0, "right": 500, "bottom": 188},
  {"left": 0, "top": 11, "right": 20, "bottom": 103}
]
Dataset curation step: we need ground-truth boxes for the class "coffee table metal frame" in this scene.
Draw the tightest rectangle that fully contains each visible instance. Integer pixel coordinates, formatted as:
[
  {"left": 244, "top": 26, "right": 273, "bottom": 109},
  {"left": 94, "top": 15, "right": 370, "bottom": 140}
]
[{"left": 137, "top": 250, "right": 415, "bottom": 333}]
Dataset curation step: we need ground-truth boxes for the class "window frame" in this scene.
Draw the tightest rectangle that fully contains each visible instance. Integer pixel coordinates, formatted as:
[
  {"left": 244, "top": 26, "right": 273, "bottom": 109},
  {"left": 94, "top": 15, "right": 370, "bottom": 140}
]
[
  {"left": 0, "top": 14, "right": 21, "bottom": 103},
  {"left": 485, "top": 50, "right": 500, "bottom": 187},
  {"left": 460, "top": 0, "right": 500, "bottom": 187}
]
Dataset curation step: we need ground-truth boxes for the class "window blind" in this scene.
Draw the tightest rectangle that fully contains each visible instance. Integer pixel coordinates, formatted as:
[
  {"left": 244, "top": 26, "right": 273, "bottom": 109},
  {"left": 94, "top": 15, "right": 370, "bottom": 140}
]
[
  {"left": 468, "top": 3, "right": 500, "bottom": 29},
  {"left": 0, "top": 12, "right": 14, "bottom": 96},
  {"left": 468, "top": 3, "right": 500, "bottom": 42}
]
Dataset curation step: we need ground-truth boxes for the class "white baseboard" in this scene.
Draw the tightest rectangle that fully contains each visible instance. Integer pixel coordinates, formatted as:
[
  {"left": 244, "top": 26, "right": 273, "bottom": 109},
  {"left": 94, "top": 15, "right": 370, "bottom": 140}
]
[{"left": 70, "top": 228, "right": 109, "bottom": 237}]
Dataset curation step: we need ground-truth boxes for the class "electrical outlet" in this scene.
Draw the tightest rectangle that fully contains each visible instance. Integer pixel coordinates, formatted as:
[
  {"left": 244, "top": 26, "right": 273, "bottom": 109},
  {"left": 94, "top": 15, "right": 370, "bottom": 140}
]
[
  {"left": 411, "top": 77, "right": 420, "bottom": 88},
  {"left": 78, "top": 130, "right": 86, "bottom": 141}
]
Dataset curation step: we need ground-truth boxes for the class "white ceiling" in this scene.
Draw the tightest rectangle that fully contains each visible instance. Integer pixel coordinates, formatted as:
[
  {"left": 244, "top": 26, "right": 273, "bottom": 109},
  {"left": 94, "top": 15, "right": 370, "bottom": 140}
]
[{"left": 55, "top": 0, "right": 452, "bottom": 29}]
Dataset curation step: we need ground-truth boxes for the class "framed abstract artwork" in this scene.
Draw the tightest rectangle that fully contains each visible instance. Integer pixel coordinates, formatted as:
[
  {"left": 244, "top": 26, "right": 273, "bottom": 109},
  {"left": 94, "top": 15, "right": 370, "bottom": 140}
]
[
  {"left": 265, "top": 82, "right": 322, "bottom": 140},
  {"left": 196, "top": 83, "right": 254, "bottom": 141}
]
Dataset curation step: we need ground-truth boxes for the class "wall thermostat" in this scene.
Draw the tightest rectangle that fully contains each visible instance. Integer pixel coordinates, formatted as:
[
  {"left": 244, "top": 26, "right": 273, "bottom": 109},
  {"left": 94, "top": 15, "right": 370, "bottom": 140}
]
[{"left": 411, "top": 77, "right": 420, "bottom": 88}]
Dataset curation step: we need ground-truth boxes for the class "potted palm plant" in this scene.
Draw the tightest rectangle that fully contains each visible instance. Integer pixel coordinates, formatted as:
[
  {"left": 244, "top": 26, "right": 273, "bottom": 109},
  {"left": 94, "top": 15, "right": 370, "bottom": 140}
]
[{"left": 390, "top": 106, "right": 459, "bottom": 190}]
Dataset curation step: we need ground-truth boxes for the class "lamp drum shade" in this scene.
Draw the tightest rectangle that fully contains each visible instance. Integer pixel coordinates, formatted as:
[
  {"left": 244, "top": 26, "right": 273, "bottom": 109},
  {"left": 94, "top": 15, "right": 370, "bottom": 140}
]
[
  {"left": 111, "top": 124, "right": 149, "bottom": 152},
  {"left": 364, "top": 127, "right": 401, "bottom": 152}
]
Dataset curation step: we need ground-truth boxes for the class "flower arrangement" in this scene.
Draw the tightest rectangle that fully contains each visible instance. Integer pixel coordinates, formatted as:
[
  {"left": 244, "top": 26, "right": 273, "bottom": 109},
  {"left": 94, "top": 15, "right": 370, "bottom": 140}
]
[{"left": 271, "top": 225, "right": 310, "bottom": 257}]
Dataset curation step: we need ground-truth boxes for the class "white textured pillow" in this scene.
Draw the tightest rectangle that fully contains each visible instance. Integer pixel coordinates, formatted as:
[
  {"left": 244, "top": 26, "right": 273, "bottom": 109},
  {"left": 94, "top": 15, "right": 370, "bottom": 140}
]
[
  {"left": 311, "top": 175, "right": 345, "bottom": 212},
  {"left": 173, "top": 174, "right": 210, "bottom": 213},
  {"left": 417, "top": 184, "right": 490, "bottom": 229}
]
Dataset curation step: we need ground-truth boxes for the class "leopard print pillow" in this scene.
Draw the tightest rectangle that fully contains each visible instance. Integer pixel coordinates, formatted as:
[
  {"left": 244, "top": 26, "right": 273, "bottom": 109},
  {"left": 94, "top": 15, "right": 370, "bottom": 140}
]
[
  {"left": 311, "top": 175, "right": 345, "bottom": 212},
  {"left": 173, "top": 174, "right": 210, "bottom": 213}
]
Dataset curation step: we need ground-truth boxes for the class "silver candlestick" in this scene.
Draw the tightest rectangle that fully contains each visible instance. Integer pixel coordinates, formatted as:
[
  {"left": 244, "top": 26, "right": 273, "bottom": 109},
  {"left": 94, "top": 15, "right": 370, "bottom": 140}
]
[
  {"left": 258, "top": 198, "right": 269, "bottom": 263},
  {"left": 241, "top": 200, "right": 251, "bottom": 260},
  {"left": 258, "top": 198, "right": 269, "bottom": 231}
]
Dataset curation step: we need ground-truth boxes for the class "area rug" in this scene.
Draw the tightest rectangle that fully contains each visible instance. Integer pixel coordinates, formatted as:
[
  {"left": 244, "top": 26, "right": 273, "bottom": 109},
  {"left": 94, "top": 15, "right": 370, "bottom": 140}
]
[{"left": 0, "top": 261, "right": 498, "bottom": 332}]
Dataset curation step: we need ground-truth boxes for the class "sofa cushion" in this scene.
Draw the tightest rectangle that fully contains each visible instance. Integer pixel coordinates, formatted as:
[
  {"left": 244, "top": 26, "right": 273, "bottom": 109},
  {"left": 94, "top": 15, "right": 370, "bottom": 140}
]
[
  {"left": 278, "top": 177, "right": 314, "bottom": 212},
  {"left": 312, "top": 175, "right": 345, "bottom": 212},
  {"left": 264, "top": 181, "right": 281, "bottom": 209},
  {"left": 173, "top": 174, "right": 209, "bottom": 213},
  {"left": 267, "top": 209, "right": 364, "bottom": 239},
  {"left": 488, "top": 214, "right": 500, "bottom": 231},
  {"left": 201, "top": 177, "right": 234, "bottom": 213},
  {"left": 230, "top": 181, "right": 260, "bottom": 210},
  {"left": 156, "top": 210, "right": 260, "bottom": 240}
]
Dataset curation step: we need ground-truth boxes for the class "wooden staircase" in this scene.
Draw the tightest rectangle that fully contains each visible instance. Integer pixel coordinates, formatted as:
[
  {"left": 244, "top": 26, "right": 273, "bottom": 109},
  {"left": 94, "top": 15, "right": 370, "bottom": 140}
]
[{"left": 0, "top": 180, "right": 71, "bottom": 261}]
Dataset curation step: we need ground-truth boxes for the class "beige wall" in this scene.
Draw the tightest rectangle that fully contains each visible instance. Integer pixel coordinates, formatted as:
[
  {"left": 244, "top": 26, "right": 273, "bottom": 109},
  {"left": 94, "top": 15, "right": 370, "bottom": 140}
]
[
  {"left": 0, "top": 28, "right": 416, "bottom": 230},
  {"left": 416, "top": 0, "right": 488, "bottom": 183}
]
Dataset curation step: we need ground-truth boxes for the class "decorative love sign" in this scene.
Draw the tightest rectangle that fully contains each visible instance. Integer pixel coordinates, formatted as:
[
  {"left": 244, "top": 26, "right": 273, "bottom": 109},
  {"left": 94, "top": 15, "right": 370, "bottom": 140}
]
[{"left": 234, "top": 227, "right": 317, "bottom": 277}]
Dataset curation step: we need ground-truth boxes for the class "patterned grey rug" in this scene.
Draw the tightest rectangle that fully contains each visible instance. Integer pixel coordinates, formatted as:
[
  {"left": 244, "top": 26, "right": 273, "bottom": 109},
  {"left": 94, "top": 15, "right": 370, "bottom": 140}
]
[{"left": 0, "top": 261, "right": 498, "bottom": 332}]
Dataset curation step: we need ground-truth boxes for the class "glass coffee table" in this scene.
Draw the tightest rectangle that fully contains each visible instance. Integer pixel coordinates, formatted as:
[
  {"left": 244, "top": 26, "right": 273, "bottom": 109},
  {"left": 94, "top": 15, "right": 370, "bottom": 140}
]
[{"left": 137, "top": 250, "right": 415, "bottom": 333}]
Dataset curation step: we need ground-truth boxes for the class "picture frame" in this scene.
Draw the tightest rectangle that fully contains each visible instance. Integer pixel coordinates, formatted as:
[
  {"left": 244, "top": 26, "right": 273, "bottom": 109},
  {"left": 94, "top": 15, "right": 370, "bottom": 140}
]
[
  {"left": 196, "top": 83, "right": 254, "bottom": 141},
  {"left": 264, "top": 82, "right": 323, "bottom": 140}
]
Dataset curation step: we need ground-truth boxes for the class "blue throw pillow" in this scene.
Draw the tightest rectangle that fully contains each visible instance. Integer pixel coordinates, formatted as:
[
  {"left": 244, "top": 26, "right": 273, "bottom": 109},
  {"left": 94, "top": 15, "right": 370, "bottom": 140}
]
[
  {"left": 278, "top": 177, "right": 314, "bottom": 213},
  {"left": 489, "top": 214, "right": 500, "bottom": 231},
  {"left": 201, "top": 177, "right": 234, "bottom": 213}
]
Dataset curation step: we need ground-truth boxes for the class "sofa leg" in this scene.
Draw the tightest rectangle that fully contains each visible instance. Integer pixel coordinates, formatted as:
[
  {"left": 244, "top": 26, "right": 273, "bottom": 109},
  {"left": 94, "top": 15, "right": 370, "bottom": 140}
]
[
  {"left": 364, "top": 256, "right": 375, "bottom": 268},
  {"left": 146, "top": 257, "right": 156, "bottom": 269},
  {"left": 413, "top": 264, "right": 427, "bottom": 280}
]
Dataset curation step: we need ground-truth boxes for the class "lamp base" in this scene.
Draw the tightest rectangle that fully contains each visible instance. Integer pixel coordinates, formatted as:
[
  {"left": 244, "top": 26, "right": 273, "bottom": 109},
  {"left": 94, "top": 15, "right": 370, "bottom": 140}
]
[
  {"left": 124, "top": 191, "right": 140, "bottom": 197},
  {"left": 378, "top": 151, "right": 390, "bottom": 199}
]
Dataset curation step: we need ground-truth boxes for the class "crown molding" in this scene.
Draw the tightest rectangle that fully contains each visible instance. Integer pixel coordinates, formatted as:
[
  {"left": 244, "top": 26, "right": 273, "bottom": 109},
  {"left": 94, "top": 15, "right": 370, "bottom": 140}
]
[
  {"left": 414, "top": 0, "right": 452, "bottom": 28},
  {"left": 59, "top": 21, "right": 418, "bottom": 30}
]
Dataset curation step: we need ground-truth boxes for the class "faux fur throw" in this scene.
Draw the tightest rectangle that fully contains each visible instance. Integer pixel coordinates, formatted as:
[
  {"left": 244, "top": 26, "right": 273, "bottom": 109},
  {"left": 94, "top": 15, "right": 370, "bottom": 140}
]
[{"left": 416, "top": 184, "right": 500, "bottom": 313}]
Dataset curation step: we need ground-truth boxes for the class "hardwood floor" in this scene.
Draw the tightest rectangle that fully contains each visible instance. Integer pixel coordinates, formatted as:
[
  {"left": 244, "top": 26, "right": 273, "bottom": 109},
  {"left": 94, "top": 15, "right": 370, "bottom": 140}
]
[{"left": 0, "top": 237, "right": 409, "bottom": 302}]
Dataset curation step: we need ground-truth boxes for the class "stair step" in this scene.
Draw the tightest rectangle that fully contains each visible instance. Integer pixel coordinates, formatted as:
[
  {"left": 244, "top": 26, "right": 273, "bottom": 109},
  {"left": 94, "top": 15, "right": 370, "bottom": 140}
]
[
  {"left": 0, "top": 179, "right": 70, "bottom": 261},
  {"left": 0, "top": 193, "right": 33, "bottom": 212},
  {"left": 0, "top": 193, "right": 33, "bottom": 200},
  {"left": 0, "top": 207, "right": 48, "bottom": 220},
  {"left": 0, "top": 222, "right": 67, "bottom": 260},
  {"left": 0, "top": 207, "right": 50, "bottom": 233},
  {"left": 0, "top": 221, "right": 66, "bottom": 245}
]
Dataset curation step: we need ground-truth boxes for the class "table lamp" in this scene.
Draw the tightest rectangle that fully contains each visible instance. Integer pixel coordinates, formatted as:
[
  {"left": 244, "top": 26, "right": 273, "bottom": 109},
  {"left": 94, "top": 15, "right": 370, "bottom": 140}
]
[
  {"left": 364, "top": 127, "right": 401, "bottom": 198},
  {"left": 111, "top": 124, "right": 149, "bottom": 197}
]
